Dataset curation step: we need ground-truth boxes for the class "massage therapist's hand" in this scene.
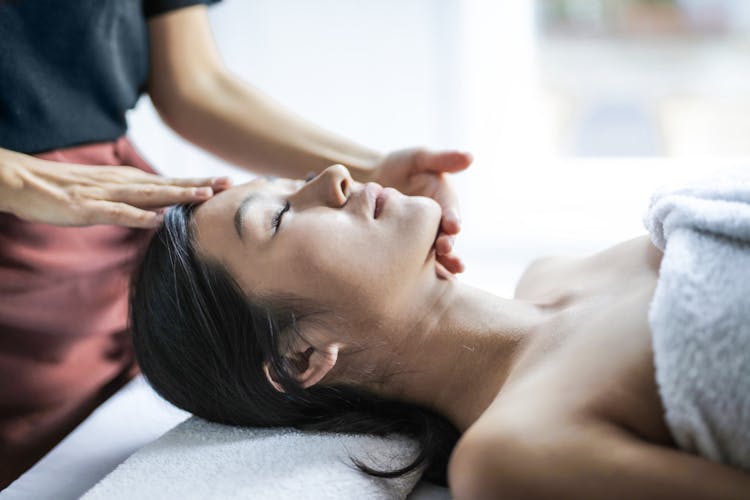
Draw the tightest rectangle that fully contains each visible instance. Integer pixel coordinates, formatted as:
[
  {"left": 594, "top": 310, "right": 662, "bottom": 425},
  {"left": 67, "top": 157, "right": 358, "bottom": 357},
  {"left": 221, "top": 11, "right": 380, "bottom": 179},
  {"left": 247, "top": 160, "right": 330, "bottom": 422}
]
[
  {"left": 370, "top": 148, "right": 472, "bottom": 279},
  {"left": 0, "top": 150, "right": 231, "bottom": 228}
]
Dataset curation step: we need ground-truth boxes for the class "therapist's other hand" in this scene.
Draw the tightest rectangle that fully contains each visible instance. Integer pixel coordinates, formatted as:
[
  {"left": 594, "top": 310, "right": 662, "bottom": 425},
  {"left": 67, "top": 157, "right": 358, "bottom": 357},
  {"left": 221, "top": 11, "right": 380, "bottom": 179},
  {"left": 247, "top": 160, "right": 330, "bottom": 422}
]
[
  {"left": 2, "top": 157, "right": 232, "bottom": 228},
  {"left": 370, "top": 148, "right": 472, "bottom": 279}
]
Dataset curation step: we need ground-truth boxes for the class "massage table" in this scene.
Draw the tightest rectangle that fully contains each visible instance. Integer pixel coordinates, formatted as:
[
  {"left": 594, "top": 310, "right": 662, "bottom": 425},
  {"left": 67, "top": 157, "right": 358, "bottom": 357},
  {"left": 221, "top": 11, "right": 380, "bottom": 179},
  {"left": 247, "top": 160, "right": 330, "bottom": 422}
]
[{"left": 1, "top": 375, "right": 451, "bottom": 499}]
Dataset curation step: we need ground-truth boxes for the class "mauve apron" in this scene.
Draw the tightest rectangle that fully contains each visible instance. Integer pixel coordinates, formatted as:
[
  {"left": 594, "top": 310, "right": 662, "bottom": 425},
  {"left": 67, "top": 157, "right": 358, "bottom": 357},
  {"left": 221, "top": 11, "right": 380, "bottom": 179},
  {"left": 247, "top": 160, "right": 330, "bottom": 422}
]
[{"left": 0, "top": 136, "right": 157, "bottom": 488}]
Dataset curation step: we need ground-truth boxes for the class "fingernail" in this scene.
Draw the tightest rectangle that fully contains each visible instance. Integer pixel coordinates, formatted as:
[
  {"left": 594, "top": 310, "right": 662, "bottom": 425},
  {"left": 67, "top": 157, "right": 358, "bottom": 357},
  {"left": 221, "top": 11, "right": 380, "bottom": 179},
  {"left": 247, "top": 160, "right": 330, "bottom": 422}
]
[
  {"left": 211, "top": 176, "right": 231, "bottom": 184},
  {"left": 448, "top": 209, "right": 461, "bottom": 226},
  {"left": 195, "top": 187, "right": 213, "bottom": 196}
]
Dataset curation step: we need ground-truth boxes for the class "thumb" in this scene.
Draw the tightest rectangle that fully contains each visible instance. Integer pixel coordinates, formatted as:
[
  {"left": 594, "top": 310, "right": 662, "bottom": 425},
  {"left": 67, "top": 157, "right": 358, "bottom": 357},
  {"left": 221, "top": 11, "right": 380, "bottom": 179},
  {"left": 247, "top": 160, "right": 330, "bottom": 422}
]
[{"left": 415, "top": 150, "right": 473, "bottom": 174}]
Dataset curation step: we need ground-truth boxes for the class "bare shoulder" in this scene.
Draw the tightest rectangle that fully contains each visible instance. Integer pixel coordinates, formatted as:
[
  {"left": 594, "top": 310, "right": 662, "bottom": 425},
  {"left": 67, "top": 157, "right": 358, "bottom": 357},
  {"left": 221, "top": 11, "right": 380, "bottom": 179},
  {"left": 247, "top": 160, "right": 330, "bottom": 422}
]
[
  {"left": 447, "top": 377, "right": 580, "bottom": 499},
  {"left": 585, "top": 234, "right": 663, "bottom": 273},
  {"left": 514, "top": 235, "right": 662, "bottom": 302},
  {"left": 448, "top": 404, "right": 591, "bottom": 499},
  {"left": 513, "top": 254, "right": 582, "bottom": 301},
  {"left": 449, "top": 407, "right": 750, "bottom": 500}
]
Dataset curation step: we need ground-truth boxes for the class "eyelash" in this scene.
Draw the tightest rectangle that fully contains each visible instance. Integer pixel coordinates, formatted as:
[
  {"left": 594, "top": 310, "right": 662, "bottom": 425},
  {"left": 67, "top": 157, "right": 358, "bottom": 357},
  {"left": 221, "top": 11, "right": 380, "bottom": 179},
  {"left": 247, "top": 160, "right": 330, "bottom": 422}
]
[
  {"left": 272, "top": 201, "right": 290, "bottom": 233},
  {"left": 271, "top": 175, "right": 314, "bottom": 233}
]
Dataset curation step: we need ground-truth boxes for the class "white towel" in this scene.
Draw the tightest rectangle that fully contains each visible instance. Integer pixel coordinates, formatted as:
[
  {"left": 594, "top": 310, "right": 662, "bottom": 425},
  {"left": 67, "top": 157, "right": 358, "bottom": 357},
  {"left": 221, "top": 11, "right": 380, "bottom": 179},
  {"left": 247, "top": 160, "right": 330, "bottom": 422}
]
[
  {"left": 82, "top": 416, "right": 422, "bottom": 500},
  {"left": 644, "top": 167, "right": 750, "bottom": 470}
]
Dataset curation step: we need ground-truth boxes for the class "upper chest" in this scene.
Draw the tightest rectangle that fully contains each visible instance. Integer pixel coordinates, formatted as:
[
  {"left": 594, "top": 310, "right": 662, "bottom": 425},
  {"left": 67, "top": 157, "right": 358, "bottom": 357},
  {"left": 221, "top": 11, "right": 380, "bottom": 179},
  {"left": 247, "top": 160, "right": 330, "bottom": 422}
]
[{"left": 481, "top": 235, "right": 674, "bottom": 445}]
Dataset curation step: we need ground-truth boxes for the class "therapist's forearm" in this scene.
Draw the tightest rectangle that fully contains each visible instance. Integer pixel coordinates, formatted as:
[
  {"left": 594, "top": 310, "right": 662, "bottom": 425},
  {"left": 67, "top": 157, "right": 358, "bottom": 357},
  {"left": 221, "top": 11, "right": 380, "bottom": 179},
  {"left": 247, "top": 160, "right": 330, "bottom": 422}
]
[{"left": 150, "top": 71, "right": 383, "bottom": 181}]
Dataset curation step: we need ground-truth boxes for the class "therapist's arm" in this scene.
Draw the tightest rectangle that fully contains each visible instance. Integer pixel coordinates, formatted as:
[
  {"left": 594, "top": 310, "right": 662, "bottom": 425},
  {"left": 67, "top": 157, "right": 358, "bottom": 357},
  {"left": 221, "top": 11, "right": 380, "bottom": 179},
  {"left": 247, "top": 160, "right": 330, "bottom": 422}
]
[
  {"left": 146, "top": 6, "right": 382, "bottom": 180},
  {"left": 147, "top": 5, "right": 470, "bottom": 276}
]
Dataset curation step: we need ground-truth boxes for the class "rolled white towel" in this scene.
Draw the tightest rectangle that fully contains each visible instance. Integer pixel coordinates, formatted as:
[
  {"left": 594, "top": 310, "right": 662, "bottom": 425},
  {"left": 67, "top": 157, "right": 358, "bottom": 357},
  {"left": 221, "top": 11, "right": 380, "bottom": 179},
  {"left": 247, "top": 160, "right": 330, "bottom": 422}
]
[
  {"left": 82, "top": 416, "right": 422, "bottom": 500},
  {"left": 644, "top": 167, "right": 750, "bottom": 470}
]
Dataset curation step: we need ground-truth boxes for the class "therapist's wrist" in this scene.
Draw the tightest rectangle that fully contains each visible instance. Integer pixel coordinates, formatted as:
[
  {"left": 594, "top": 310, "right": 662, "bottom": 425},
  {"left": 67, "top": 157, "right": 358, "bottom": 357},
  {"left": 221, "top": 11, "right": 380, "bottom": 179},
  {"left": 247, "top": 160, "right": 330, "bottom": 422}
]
[
  {"left": 0, "top": 148, "right": 28, "bottom": 214},
  {"left": 344, "top": 152, "right": 384, "bottom": 183}
]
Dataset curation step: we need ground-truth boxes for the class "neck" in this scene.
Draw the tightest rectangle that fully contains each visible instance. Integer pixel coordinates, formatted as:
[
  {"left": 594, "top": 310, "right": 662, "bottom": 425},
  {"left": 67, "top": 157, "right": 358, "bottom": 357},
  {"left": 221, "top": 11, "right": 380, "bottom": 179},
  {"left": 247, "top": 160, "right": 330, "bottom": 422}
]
[{"left": 363, "top": 279, "right": 548, "bottom": 432}]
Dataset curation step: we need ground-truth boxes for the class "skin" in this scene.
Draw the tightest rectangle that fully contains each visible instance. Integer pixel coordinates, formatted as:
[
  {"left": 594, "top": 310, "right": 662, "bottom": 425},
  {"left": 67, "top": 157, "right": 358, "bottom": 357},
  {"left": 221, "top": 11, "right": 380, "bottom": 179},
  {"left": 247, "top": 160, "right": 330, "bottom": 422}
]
[{"left": 192, "top": 166, "right": 750, "bottom": 499}]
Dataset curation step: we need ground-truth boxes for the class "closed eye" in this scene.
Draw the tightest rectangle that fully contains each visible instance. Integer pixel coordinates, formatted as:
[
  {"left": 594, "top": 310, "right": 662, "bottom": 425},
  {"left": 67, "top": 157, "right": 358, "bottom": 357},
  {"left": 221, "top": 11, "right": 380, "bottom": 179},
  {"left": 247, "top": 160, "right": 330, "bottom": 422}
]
[
  {"left": 271, "top": 175, "right": 314, "bottom": 234},
  {"left": 272, "top": 201, "right": 290, "bottom": 233}
]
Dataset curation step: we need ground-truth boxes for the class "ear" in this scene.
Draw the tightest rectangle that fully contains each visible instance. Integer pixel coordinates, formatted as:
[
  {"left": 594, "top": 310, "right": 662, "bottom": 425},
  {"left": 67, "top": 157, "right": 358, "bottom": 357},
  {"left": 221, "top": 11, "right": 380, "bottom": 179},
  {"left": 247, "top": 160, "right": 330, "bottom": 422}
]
[{"left": 263, "top": 343, "right": 340, "bottom": 393}]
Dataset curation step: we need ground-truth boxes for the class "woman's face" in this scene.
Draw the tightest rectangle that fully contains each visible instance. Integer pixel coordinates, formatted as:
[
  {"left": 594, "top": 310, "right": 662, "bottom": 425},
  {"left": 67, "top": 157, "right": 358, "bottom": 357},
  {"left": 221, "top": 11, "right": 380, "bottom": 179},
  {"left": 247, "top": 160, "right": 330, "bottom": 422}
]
[{"left": 191, "top": 165, "right": 442, "bottom": 320}]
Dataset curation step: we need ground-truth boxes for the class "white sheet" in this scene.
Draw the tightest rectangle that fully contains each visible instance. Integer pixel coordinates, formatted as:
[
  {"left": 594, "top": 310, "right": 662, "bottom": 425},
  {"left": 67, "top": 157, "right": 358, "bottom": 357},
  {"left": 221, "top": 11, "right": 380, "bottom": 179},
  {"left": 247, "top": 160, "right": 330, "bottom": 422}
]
[
  {"left": 84, "top": 417, "right": 423, "bottom": 499},
  {"left": 0, "top": 376, "right": 450, "bottom": 500}
]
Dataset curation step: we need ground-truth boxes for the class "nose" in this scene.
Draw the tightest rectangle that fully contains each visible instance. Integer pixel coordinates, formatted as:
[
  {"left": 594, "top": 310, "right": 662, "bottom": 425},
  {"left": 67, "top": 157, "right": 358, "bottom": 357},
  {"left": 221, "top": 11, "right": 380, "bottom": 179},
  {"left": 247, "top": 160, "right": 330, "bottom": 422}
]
[{"left": 289, "top": 164, "right": 352, "bottom": 209}]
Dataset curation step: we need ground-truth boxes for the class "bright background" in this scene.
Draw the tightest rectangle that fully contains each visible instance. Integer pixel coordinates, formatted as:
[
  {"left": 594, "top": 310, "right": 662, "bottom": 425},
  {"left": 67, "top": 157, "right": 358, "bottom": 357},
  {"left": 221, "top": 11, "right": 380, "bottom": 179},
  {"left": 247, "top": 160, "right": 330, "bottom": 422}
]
[{"left": 128, "top": 0, "right": 750, "bottom": 297}]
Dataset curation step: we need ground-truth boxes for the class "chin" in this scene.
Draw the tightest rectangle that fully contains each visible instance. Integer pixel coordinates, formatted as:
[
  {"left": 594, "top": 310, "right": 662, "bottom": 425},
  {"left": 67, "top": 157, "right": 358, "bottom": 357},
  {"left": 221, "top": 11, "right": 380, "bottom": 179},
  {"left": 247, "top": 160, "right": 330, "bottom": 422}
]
[{"left": 404, "top": 196, "right": 442, "bottom": 252}]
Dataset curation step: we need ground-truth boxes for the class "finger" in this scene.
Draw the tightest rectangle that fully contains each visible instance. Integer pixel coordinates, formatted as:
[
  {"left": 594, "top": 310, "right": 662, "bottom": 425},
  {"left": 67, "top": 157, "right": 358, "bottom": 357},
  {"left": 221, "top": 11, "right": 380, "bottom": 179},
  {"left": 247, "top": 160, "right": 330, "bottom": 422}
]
[
  {"left": 211, "top": 176, "right": 234, "bottom": 192},
  {"left": 159, "top": 176, "right": 232, "bottom": 190},
  {"left": 106, "top": 184, "right": 215, "bottom": 208},
  {"left": 131, "top": 171, "right": 232, "bottom": 190},
  {"left": 435, "top": 260, "right": 455, "bottom": 281},
  {"left": 81, "top": 200, "right": 164, "bottom": 228},
  {"left": 440, "top": 209, "right": 461, "bottom": 235},
  {"left": 415, "top": 150, "right": 473, "bottom": 174},
  {"left": 435, "top": 234, "right": 455, "bottom": 256},
  {"left": 437, "top": 252, "right": 465, "bottom": 274},
  {"left": 429, "top": 179, "right": 462, "bottom": 234},
  {"left": 438, "top": 254, "right": 464, "bottom": 274}
]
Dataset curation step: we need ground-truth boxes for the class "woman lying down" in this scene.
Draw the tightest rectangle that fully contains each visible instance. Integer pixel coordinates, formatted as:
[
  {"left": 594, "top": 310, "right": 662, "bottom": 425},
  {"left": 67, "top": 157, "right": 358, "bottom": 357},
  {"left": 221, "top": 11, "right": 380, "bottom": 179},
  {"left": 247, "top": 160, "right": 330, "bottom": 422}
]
[{"left": 130, "top": 165, "right": 750, "bottom": 499}]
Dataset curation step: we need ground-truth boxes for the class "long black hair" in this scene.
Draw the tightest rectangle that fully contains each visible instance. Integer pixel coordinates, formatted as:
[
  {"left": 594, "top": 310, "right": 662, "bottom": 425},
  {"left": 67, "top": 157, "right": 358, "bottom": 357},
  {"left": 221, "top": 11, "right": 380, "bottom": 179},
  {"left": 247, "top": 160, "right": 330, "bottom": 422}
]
[{"left": 129, "top": 202, "right": 459, "bottom": 485}]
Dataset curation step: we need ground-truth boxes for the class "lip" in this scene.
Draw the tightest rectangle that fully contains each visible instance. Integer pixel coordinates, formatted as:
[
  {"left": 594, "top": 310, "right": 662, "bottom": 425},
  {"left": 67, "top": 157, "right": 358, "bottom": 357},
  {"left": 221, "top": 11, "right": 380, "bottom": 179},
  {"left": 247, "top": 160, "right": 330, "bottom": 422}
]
[
  {"left": 374, "top": 187, "right": 396, "bottom": 219},
  {"left": 364, "top": 182, "right": 384, "bottom": 219}
]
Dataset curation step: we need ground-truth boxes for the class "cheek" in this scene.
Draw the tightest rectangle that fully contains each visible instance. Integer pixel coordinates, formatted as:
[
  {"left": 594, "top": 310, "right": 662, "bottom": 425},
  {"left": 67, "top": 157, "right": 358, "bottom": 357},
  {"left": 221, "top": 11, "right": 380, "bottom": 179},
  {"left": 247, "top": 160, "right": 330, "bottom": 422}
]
[
  {"left": 282, "top": 218, "right": 388, "bottom": 304},
  {"left": 269, "top": 201, "right": 438, "bottom": 311},
  {"left": 290, "top": 215, "right": 356, "bottom": 263}
]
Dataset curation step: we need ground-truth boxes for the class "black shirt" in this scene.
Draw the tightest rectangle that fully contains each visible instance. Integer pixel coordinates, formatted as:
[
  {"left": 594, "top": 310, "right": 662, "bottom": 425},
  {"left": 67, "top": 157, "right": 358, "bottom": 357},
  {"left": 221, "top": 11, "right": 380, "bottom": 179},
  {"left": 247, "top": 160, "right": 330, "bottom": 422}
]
[{"left": 0, "top": 0, "right": 221, "bottom": 154}]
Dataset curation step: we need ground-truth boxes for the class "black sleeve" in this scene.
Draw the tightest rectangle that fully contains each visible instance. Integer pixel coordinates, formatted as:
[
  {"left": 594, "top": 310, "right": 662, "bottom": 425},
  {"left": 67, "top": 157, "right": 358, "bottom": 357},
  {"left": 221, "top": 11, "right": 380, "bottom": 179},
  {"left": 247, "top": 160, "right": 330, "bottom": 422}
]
[{"left": 144, "top": 0, "right": 222, "bottom": 18}]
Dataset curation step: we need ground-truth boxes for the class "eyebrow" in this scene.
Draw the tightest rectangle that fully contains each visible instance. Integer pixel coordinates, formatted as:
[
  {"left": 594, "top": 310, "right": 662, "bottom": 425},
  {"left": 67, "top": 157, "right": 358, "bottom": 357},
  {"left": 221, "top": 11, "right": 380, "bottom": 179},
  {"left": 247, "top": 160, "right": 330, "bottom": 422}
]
[{"left": 233, "top": 193, "right": 260, "bottom": 241}]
